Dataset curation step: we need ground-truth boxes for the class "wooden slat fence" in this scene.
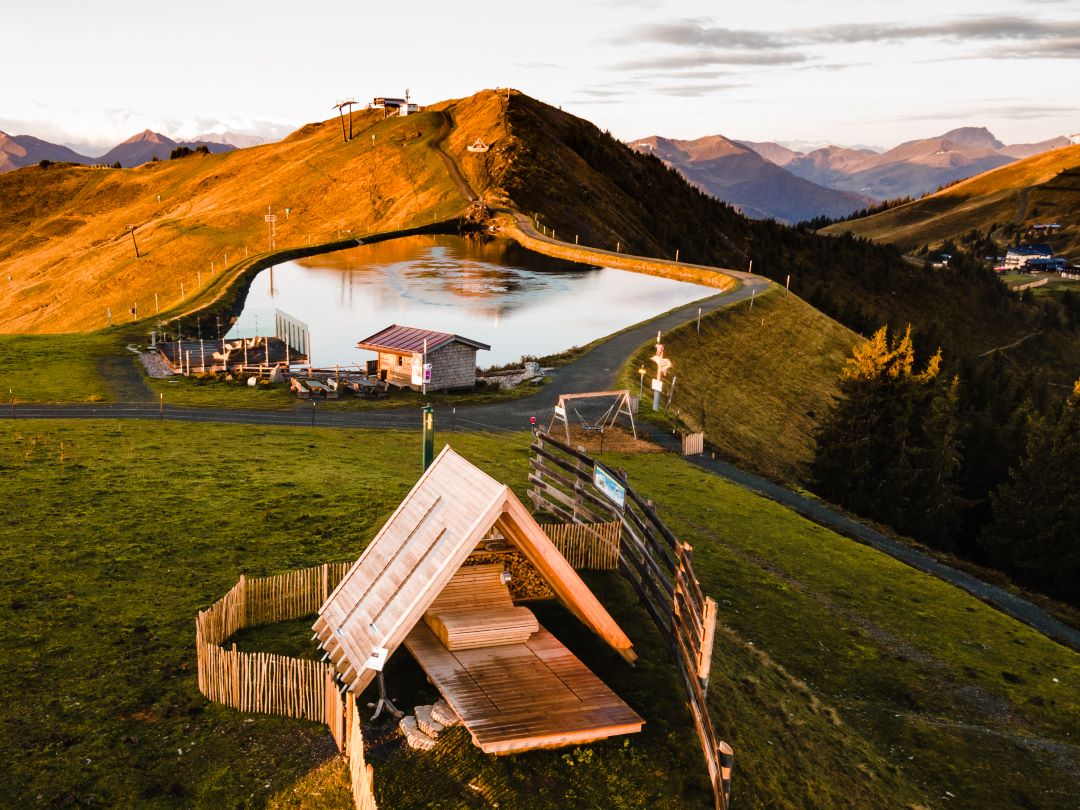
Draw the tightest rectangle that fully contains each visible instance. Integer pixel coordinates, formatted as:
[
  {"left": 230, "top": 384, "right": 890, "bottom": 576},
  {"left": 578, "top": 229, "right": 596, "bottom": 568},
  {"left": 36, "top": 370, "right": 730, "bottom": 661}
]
[
  {"left": 195, "top": 560, "right": 379, "bottom": 810},
  {"left": 245, "top": 562, "right": 353, "bottom": 627},
  {"left": 540, "top": 521, "right": 621, "bottom": 570},
  {"left": 682, "top": 432, "right": 705, "bottom": 457},
  {"left": 528, "top": 429, "right": 730, "bottom": 810},
  {"left": 347, "top": 692, "right": 378, "bottom": 810}
]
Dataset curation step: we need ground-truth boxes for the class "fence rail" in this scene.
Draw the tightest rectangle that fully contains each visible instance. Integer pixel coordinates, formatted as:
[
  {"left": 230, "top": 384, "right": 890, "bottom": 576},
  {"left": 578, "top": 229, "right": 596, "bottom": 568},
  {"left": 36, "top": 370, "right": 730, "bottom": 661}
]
[
  {"left": 541, "top": 521, "right": 621, "bottom": 570},
  {"left": 528, "top": 429, "right": 730, "bottom": 810}
]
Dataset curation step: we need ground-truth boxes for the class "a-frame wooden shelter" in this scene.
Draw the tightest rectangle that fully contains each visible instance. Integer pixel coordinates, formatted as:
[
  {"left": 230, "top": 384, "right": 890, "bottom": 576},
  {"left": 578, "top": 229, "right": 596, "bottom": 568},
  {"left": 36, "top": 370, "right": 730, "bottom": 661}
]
[{"left": 314, "top": 446, "right": 642, "bottom": 753}]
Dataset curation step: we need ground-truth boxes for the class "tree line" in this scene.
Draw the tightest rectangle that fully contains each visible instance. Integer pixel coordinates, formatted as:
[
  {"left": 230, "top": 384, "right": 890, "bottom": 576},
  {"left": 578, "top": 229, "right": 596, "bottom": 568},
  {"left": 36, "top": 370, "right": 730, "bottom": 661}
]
[{"left": 812, "top": 325, "right": 1080, "bottom": 606}]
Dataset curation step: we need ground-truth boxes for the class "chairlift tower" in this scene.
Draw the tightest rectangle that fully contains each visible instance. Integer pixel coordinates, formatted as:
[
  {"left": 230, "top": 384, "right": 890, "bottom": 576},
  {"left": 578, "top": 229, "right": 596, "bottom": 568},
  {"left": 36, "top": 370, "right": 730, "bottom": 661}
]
[{"left": 333, "top": 99, "right": 357, "bottom": 142}]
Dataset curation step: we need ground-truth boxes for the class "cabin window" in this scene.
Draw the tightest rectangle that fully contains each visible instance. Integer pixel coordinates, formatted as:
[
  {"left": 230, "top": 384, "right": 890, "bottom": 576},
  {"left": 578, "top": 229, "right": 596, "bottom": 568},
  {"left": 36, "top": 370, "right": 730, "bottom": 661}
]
[{"left": 397, "top": 356, "right": 403, "bottom": 366}]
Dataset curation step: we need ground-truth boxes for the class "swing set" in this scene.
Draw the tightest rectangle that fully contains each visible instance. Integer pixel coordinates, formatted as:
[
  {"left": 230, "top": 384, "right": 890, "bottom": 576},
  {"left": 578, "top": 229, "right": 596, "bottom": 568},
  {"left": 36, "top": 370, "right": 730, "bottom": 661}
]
[{"left": 548, "top": 390, "right": 637, "bottom": 450}]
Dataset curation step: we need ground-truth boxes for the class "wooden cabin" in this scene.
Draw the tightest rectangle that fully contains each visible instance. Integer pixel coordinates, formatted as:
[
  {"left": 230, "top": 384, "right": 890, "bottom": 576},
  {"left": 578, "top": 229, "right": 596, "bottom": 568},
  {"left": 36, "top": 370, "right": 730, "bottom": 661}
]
[
  {"left": 313, "top": 447, "right": 643, "bottom": 754},
  {"left": 467, "top": 138, "right": 490, "bottom": 153},
  {"left": 357, "top": 325, "right": 490, "bottom": 392}
]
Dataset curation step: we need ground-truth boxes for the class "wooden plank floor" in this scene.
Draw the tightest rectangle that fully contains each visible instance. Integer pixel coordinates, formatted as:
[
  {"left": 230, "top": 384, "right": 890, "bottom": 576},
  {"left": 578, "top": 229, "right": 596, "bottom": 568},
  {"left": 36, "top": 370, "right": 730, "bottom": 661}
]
[{"left": 403, "top": 623, "right": 643, "bottom": 754}]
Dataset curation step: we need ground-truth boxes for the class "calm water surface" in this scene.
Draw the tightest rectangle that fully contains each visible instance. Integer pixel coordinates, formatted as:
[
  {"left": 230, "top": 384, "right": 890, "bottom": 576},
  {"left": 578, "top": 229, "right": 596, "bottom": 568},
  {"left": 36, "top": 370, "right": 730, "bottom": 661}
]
[{"left": 227, "top": 235, "right": 717, "bottom": 367}]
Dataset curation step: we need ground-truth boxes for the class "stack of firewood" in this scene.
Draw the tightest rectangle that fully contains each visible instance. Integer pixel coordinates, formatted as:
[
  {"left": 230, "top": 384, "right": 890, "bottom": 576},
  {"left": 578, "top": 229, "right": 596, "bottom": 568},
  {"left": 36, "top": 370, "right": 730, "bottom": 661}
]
[{"left": 462, "top": 550, "right": 553, "bottom": 600}]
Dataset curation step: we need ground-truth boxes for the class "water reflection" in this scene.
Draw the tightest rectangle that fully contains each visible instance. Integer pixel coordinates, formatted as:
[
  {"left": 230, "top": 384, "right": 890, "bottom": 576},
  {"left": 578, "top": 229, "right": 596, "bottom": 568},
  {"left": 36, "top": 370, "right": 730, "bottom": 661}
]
[{"left": 227, "top": 235, "right": 716, "bottom": 367}]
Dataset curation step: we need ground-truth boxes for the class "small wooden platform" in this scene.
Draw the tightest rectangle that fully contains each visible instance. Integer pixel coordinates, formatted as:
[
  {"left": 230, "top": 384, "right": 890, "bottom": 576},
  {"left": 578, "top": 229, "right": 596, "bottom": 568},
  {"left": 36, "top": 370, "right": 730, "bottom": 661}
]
[{"left": 403, "top": 622, "right": 643, "bottom": 754}]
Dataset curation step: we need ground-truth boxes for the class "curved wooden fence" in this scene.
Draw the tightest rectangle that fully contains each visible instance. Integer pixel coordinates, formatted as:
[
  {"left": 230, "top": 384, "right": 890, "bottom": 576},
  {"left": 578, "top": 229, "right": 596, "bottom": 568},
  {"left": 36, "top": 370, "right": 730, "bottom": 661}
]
[{"left": 195, "top": 562, "right": 376, "bottom": 808}]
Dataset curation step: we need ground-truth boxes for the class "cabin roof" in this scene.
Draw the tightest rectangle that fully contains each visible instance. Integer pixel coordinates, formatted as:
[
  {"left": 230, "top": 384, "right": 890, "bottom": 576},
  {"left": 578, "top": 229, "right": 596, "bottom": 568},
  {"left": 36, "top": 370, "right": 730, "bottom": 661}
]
[
  {"left": 357, "top": 324, "right": 490, "bottom": 354},
  {"left": 313, "top": 446, "right": 635, "bottom": 694}
]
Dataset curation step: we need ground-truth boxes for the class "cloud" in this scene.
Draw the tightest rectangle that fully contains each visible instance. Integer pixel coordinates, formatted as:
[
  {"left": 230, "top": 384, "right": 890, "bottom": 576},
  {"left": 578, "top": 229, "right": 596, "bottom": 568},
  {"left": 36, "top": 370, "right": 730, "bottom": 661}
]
[
  {"left": 655, "top": 82, "right": 745, "bottom": 98},
  {"left": 512, "top": 61, "right": 568, "bottom": 70},
  {"left": 879, "top": 101, "right": 1077, "bottom": 122},
  {"left": 615, "top": 13, "right": 1080, "bottom": 74},
  {"left": 631, "top": 20, "right": 788, "bottom": 50},
  {"left": 801, "top": 16, "right": 1080, "bottom": 45},
  {"left": 618, "top": 50, "right": 809, "bottom": 70}
]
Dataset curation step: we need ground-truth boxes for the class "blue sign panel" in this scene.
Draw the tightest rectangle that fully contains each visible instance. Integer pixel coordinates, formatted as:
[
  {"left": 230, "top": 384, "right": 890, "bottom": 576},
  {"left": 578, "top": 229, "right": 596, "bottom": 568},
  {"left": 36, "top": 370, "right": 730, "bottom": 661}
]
[{"left": 593, "top": 464, "right": 626, "bottom": 510}]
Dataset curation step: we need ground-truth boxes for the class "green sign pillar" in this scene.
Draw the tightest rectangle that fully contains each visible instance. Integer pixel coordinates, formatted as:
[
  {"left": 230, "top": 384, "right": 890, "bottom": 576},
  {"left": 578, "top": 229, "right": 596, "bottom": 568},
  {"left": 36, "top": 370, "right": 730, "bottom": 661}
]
[{"left": 421, "top": 405, "right": 435, "bottom": 470}]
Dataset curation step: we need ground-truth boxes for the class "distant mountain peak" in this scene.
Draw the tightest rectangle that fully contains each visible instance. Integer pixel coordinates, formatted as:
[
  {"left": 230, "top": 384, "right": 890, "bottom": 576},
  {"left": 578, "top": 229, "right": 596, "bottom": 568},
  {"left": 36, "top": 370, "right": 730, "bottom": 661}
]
[
  {"left": 939, "top": 126, "right": 1005, "bottom": 152},
  {"left": 122, "top": 129, "right": 174, "bottom": 145}
]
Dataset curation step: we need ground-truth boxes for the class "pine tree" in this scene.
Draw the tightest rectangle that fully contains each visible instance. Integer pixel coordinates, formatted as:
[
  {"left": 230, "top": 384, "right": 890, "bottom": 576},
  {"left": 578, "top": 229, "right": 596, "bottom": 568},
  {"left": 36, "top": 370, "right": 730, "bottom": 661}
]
[
  {"left": 812, "top": 326, "right": 964, "bottom": 544},
  {"left": 982, "top": 380, "right": 1080, "bottom": 604}
]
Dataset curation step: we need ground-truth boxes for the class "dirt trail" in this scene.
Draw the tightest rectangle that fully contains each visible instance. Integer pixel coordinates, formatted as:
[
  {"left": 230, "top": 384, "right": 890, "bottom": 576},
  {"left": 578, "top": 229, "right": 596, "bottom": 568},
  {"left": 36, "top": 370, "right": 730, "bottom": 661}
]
[{"left": 431, "top": 111, "right": 479, "bottom": 203}]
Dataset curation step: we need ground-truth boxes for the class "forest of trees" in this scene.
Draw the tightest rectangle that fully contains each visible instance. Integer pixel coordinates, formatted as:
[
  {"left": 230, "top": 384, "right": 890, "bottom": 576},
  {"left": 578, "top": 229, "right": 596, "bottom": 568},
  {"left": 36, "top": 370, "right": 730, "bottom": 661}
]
[{"left": 813, "top": 326, "right": 1080, "bottom": 606}]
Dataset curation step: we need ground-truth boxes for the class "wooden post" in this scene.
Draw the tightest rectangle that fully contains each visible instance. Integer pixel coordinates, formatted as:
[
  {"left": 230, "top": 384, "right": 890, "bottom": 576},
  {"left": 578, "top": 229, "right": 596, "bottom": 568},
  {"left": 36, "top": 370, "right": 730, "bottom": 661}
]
[
  {"left": 676, "top": 248, "right": 680, "bottom": 263},
  {"left": 698, "top": 597, "right": 718, "bottom": 686},
  {"left": 786, "top": 274, "right": 790, "bottom": 290},
  {"left": 697, "top": 308, "right": 701, "bottom": 334},
  {"left": 200, "top": 340, "right": 206, "bottom": 372}
]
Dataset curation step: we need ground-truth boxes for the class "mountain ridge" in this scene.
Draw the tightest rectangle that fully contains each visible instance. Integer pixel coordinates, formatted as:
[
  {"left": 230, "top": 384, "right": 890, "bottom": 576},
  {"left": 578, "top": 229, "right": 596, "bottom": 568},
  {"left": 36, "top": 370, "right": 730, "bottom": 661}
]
[{"left": 629, "top": 133, "right": 872, "bottom": 224}]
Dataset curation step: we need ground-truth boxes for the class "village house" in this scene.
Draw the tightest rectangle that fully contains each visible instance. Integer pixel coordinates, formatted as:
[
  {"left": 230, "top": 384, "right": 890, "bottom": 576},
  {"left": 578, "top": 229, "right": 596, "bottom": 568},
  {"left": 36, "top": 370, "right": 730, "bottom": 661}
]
[
  {"left": 1004, "top": 243, "right": 1054, "bottom": 270},
  {"left": 357, "top": 324, "right": 490, "bottom": 391}
]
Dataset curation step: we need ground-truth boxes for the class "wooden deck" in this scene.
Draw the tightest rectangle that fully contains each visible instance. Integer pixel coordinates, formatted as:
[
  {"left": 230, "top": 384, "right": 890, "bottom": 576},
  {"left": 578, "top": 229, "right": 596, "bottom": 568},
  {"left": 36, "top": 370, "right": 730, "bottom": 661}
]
[{"left": 403, "top": 622, "right": 643, "bottom": 754}]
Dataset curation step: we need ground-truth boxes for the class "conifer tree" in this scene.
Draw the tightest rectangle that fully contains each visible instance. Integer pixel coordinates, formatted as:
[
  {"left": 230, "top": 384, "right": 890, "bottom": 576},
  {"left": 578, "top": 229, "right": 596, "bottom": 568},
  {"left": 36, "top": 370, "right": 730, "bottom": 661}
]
[
  {"left": 812, "top": 325, "right": 964, "bottom": 544},
  {"left": 982, "top": 379, "right": 1080, "bottom": 604}
]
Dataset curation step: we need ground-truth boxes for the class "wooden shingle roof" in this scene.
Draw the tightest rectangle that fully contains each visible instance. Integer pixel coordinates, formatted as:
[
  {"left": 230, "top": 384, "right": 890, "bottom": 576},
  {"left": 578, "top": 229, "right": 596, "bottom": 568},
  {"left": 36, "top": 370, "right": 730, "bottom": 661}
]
[
  {"left": 313, "top": 446, "right": 635, "bottom": 694},
  {"left": 356, "top": 324, "right": 490, "bottom": 354}
]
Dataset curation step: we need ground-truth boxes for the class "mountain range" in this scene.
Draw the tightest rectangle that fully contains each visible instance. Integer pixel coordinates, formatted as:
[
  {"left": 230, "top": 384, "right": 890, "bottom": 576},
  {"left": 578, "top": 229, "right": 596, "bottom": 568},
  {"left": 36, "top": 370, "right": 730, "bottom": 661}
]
[
  {"left": 0, "top": 129, "right": 272, "bottom": 172},
  {"left": 629, "top": 134, "right": 872, "bottom": 224},
  {"left": 631, "top": 126, "right": 1072, "bottom": 223}
]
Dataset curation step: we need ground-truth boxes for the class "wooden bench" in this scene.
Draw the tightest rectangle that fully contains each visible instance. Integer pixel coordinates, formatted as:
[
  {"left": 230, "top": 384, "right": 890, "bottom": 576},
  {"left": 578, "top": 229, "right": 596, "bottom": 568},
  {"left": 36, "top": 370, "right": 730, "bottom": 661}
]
[{"left": 423, "top": 564, "right": 538, "bottom": 651}]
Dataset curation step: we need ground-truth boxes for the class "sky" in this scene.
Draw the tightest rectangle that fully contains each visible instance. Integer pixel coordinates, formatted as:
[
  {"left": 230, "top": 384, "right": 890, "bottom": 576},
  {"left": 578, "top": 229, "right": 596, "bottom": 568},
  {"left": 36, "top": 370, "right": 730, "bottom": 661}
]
[{"left": 3, "top": 0, "right": 1078, "bottom": 154}]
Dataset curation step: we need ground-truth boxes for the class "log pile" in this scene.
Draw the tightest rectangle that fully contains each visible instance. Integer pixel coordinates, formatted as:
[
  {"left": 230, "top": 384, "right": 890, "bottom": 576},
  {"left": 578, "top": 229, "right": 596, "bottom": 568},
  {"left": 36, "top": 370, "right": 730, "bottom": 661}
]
[{"left": 462, "top": 550, "right": 553, "bottom": 600}]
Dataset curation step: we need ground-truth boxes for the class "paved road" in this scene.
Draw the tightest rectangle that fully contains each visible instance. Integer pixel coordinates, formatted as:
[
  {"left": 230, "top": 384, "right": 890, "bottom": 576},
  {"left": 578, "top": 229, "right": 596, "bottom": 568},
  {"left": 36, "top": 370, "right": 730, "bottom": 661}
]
[
  {"left": 4, "top": 275, "right": 767, "bottom": 431},
  {"left": 5, "top": 246, "right": 1076, "bottom": 653}
]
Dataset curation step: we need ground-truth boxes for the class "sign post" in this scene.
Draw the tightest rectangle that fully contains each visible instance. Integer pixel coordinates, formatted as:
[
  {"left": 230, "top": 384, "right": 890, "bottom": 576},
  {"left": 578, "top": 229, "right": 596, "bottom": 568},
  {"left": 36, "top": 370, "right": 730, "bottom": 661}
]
[
  {"left": 421, "top": 405, "right": 435, "bottom": 470},
  {"left": 650, "top": 333, "right": 673, "bottom": 411}
]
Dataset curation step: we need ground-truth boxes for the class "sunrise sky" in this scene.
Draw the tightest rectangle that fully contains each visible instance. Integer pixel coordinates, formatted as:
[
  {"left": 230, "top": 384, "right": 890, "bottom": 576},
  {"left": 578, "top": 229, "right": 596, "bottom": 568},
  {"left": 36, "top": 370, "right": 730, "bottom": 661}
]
[{"left": 4, "top": 0, "right": 1078, "bottom": 152}]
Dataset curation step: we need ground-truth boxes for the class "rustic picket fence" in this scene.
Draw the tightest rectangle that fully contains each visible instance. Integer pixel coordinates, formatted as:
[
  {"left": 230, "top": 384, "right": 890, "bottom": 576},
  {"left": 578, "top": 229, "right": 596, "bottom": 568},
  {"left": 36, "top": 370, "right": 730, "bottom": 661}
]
[
  {"left": 195, "top": 561, "right": 377, "bottom": 809},
  {"left": 347, "top": 691, "right": 377, "bottom": 810},
  {"left": 541, "top": 521, "right": 621, "bottom": 570},
  {"left": 682, "top": 431, "right": 705, "bottom": 457}
]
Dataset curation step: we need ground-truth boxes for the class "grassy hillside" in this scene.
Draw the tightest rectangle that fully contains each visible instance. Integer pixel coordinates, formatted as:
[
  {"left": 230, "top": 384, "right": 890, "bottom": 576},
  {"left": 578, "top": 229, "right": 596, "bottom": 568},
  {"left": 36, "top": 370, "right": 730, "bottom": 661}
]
[
  {"left": 0, "top": 107, "right": 469, "bottom": 332},
  {"left": 0, "top": 90, "right": 754, "bottom": 334},
  {"left": 4, "top": 88, "right": 1080, "bottom": 403},
  {"left": 824, "top": 144, "right": 1080, "bottom": 258},
  {"left": 1, "top": 422, "right": 1077, "bottom": 808},
  {"left": 623, "top": 288, "right": 861, "bottom": 482}
]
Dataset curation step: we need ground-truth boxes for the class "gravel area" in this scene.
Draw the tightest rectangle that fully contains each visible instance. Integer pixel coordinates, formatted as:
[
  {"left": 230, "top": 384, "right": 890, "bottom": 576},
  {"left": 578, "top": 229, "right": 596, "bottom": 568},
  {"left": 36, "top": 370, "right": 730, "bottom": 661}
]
[{"left": 139, "top": 352, "right": 175, "bottom": 379}]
